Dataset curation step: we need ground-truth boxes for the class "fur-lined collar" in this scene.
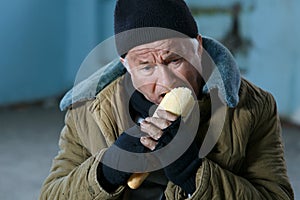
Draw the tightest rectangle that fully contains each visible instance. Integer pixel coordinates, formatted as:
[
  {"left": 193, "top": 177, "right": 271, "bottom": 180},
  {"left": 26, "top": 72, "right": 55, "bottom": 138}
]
[{"left": 60, "top": 36, "right": 241, "bottom": 111}]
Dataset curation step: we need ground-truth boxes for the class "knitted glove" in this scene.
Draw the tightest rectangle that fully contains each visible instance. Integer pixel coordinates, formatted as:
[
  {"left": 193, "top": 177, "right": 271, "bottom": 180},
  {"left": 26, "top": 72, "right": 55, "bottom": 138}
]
[
  {"left": 98, "top": 90, "right": 153, "bottom": 192},
  {"left": 155, "top": 118, "right": 202, "bottom": 195},
  {"left": 97, "top": 126, "right": 147, "bottom": 192}
]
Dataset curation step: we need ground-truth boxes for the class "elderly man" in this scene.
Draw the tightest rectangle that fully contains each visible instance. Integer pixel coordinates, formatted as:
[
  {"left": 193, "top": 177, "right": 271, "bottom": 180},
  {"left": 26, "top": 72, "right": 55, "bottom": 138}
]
[{"left": 40, "top": 0, "right": 294, "bottom": 199}]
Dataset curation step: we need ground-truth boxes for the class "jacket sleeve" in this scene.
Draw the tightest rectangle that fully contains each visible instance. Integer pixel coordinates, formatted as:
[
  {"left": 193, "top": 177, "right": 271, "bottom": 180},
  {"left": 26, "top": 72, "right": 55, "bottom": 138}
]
[
  {"left": 39, "top": 109, "right": 125, "bottom": 200},
  {"left": 188, "top": 93, "right": 294, "bottom": 199}
]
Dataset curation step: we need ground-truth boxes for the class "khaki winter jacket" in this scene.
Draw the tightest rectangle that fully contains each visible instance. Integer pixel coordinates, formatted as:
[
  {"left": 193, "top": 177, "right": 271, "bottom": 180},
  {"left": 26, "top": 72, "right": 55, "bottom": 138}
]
[
  {"left": 39, "top": 75, "right": 294, "bottom": 199},
  {"left": 40, "top": 37, "right": 293, "bottom": 199}
]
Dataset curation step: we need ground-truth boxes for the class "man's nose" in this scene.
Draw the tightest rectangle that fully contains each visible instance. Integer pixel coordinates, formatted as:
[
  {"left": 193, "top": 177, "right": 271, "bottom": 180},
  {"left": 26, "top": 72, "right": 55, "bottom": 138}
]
[{"left": 157, "top": 65, "right": 176, "bottom": 89}]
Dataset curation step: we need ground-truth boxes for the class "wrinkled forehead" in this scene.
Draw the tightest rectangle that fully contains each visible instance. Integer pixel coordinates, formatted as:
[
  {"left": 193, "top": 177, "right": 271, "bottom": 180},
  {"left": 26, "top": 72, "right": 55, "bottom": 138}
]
[{"left": 126, "top": 37, "right": 199, "bottom": 59}]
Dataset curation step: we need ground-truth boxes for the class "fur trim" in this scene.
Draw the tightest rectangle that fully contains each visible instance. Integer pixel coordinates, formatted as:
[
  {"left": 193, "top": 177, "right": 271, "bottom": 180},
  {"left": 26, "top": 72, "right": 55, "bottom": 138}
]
[
  {"left": 202, "top": 37, "right": 241, "bottom": 108},
  {"left": 60, "top": 36, "right": 241, "bottom": 111}
]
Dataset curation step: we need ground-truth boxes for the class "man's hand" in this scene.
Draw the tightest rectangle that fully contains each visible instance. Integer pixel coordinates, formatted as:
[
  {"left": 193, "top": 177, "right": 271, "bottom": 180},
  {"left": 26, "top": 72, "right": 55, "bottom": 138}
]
[
  {"left": 140, "top": 108, "right": 201, "bottom": 195},
  {"left": 140, "top": 109, "right": 178, "bottom": 150},
  {"left": 97, "top": 126, "right": 148, "bottom": 192}
]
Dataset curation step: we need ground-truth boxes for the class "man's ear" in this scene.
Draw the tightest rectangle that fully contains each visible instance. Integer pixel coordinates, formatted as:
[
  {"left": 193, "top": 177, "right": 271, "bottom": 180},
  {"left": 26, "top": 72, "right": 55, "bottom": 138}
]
[
  {"left": 120, "top": 57, "right": 125, "bottom": 65},
  {"left": 120, "top": 57, "right": 127, "bottom": 69},
  {"left": 196, "top": 34, "right": 203, "bottom": 55},
  {"left": 120, "top": 57, "right": 131, "bottom": 74}
]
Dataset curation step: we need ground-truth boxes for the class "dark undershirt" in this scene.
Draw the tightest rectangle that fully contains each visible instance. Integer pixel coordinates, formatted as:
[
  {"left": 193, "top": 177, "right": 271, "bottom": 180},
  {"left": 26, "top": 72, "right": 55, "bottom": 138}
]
[{"left": 127, "top": 91, "right": 168, "bottom": 200}]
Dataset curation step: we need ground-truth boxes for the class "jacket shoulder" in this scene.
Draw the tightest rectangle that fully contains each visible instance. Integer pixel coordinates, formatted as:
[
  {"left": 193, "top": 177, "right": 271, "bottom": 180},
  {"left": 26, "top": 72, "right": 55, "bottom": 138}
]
[
  {"left": 237, "top": 78, "right": 278, "bottom": 132},
  {"left": 238, "top": 78, "right": 276, "bottom": 108}
]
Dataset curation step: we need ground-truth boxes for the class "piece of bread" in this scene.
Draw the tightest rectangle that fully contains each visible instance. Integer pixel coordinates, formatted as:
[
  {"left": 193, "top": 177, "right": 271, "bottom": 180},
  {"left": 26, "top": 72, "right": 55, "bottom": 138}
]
[
  {"left": 127, "top": 87, "right": 195, "bottom": 189},
  {"left": 127, "top": 172, "right": 150, "bottom": 189},
  {"left": 153, "top": 87, "right": 195, "bottom": 118}
]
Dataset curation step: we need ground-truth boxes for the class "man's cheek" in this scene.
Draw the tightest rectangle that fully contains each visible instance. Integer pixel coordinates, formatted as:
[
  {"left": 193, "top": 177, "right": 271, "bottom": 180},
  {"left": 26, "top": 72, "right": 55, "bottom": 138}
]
[
  {"left": 132, "top": 77, "right": 152, "bottom": 89},
  {"left": 137, "top": 85, "right": 152, "bottom": 95}
]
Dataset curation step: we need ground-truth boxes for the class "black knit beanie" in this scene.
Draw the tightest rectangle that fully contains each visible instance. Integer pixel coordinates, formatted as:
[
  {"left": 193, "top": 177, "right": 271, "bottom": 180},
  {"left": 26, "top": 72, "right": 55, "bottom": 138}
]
[{"left": 114, "top": 0, "right": 198, "bottom": 56}]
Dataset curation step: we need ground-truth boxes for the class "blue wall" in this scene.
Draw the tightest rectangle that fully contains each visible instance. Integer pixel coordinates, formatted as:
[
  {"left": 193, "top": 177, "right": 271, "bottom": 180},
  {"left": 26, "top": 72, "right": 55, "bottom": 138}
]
[
  {"left": 65, "top": 0, "right": 115, "bottom": 85},
  {"left": 0, "top": 0, "right": 115, "bottom": 105},
  {"left": 242, "top": 0, "right": 300, "bottom": 122},
  {"left": 0, "top": 0, "right": 67, "bottom": 104},
  {"left": 1, "top": 0, "right": 299, "bottom": 123}
]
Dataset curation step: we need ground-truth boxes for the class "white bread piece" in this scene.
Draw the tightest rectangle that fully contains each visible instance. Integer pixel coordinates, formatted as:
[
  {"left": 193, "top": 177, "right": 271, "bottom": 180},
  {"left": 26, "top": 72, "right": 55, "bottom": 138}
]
[{"left": 153, "top": 87, "right": 195, "bottom": 118}]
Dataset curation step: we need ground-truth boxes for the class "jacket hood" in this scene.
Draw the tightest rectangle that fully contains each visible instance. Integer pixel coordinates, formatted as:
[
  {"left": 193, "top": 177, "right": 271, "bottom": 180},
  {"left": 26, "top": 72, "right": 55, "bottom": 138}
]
[{"left": 60, "top": 36, "right": 241, "bottom": 111}]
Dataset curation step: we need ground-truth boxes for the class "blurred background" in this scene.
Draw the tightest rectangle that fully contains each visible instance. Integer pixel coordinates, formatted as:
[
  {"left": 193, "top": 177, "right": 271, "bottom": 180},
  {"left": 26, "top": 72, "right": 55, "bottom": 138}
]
[{"left": 0, "top": 0, "right": 299, "bottom": 199}]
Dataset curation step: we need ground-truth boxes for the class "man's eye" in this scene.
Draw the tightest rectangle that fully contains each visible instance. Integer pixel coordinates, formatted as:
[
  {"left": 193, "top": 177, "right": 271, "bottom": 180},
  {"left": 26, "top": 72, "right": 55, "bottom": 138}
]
[
  {"left": 138, "top": 65, "right": 156, "bottom": 76},
  {"left": 171, "top": 58, "right": 181, "bottom": 63},
  {"left": 169, "top": 58, "right": 183, "bottom": 68},
  {"left": 142, "top": 65, "right": 152, "bottom": 71},
  {"left": 170, "top": 57, "right": 184, "bottom": 65}
]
